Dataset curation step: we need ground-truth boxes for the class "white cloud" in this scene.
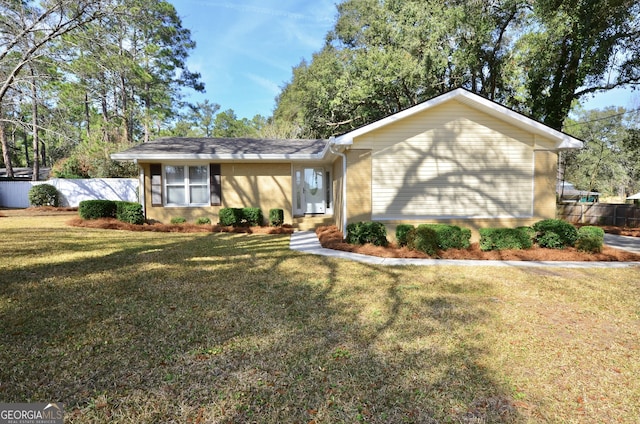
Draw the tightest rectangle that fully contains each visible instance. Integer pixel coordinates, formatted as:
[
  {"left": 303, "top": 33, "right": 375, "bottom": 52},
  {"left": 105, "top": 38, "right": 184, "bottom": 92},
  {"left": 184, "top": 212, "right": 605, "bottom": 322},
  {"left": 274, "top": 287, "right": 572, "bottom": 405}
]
[{"left": 246, "top": 73, "right": 281, "bottom": 96}]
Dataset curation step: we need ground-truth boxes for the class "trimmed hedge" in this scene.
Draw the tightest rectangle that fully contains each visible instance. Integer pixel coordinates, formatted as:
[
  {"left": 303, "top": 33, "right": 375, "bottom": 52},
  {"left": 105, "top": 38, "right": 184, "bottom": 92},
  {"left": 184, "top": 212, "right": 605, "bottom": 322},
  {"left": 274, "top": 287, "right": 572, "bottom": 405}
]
[
  {"left": 242, "top": 207, "right": 264, "bottom": 226},
  {"left": 115, "top": 201, "right": 144, "bottom": 224},
  {"left": 219, "top": 207, "right": 264, "bottom": 226},
  {"left": 479, "top": 227, "right": 533, "bottom": 251},
  {"left": 28, "top": 184, "right": 59, "bottom": 207},
  {"left": 346, "top": 221, "right": 389, "bottom": 247},
  {"left": 269, "top": 208, "right": 284, "bottom": 227},
  {"left": 533, "top": 219, "right": 578, "bottom": 249},
  {"left": 219, "top": 208, "right": 243, "bottom": 226},
  {"left": 395, "top": 224, "right": 414, "bottom": 247},
  {"left": 417, "top": 224, "right": 471, "bottom": 250},
  {"left": 575, "top": 225, "right": 605, "bottom": 253},
  {"left": 79, "top": 200, "right": 117, "bottom": 220},
  {"left": 406, "top": 226, "right": 439, "bottom": 256},
  {"left": 79, "top": 200, "right": 144, "bottom": 224},
  {"left": 171, "top": 217, "right": 187, "bottom": 224}
]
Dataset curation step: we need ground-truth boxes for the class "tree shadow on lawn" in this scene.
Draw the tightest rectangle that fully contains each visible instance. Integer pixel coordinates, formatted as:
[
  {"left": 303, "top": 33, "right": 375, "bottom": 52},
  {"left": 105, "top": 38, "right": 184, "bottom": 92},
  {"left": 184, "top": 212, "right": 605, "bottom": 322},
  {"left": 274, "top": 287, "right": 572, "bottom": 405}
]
[{"left": 0, "top": 229, "right": 523, "bottom": 423}]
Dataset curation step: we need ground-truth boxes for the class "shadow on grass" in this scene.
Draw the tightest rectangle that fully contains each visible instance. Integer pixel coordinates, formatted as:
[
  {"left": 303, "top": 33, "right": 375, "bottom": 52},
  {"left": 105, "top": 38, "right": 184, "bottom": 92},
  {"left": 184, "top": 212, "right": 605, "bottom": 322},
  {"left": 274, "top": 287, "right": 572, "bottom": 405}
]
[{"left": 0, "top": 224, "right": 522, "bottom": 423}]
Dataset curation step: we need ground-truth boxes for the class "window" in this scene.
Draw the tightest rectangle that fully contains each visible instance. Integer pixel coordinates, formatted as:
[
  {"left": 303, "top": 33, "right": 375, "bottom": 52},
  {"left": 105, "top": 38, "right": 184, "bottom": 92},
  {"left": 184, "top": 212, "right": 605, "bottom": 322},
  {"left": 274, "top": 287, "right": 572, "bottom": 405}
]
[{"left": 164, "top": 165, "right": 210, "bottom": 206}]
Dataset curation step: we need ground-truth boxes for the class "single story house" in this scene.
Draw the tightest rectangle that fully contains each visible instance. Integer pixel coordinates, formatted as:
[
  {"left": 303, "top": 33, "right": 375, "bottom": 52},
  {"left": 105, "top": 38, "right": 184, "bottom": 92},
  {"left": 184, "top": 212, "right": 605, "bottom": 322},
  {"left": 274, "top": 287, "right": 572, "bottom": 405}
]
[{"left": 111, "top": 88, "right": 583, "bottom": 239}]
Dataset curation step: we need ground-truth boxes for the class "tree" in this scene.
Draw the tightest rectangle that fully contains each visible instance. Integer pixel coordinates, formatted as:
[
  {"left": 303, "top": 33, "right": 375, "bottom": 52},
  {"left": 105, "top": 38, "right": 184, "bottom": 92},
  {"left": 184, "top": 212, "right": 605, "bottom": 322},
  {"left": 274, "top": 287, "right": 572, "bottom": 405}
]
[
  {"left": 0, "top": 0, "right": 204, "bottom": 179},
  {"left": 521, "top": 0, "right": 640, "bottom": 130},
  {"left": 562, "top": 107, "right": 638, "bottom": 197},
  {"left": 274, "top": 0, "right": 640, "bottom": 137},
  {"left": 211, "top": 109, "right": 264, "bottom": 138},
  {"left": 0, "top": 0, "right": 118, "bottom": 177},
  {"left": 187, "top": 99, "right": 220, "bottom": 137}
]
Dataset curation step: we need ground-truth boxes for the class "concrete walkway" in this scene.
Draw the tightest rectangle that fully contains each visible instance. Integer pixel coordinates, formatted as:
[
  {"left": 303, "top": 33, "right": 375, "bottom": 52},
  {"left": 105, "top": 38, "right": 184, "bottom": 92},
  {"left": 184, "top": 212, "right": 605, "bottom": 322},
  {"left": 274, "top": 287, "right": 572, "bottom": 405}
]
[{"left": 290, "top": 231, "right": 640, "bottom": 268}]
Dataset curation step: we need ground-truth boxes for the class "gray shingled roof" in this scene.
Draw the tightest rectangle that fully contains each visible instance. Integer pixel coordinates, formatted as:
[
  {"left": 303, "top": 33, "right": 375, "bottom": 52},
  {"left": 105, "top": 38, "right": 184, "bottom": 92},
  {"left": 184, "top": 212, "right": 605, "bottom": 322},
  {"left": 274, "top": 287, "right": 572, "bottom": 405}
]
[{"left": 111, "top": 137, "right": 329, "bottom": 160}]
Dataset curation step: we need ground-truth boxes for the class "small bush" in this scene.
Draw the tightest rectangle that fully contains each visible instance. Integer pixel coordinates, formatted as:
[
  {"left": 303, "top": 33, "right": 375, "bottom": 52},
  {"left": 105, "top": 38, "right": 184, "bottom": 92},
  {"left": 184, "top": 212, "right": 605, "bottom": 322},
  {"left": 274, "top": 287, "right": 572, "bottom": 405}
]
[
  {"left": 406, "top": 226, "right": 439, "bottom": 256},
  {"left": 346, "top": 221, "right": 389, "bottom": 247},
  {"left": 195, "top": 217, "right": 211, "bottom": 225},
  {"left": 115, "top": 201, "right": 144, "bottom": 225},
  {"left": 269, "top": 209, "right": 284, "bottom": 227},
  {"left": 418, "top": 224, "right": 471, "bottom": 250},
  {"left": 533, "top": 219, "right": 578, "bottom": 248},
  {"left": 219, "top": 208, "right": 243, "bottom": 226},
  {"left": 517, "top": 226, "right": 536, "bottom": 241},
  {"left": 395, "top": 224, "right": 414, "bottom": 247},
  {"left": 537, "top": 232, "right": 564, "bottom": 249},
  {"left": 171, "top": 217, "right": 187, "bottom": 224},
  {"left": 575, "top": 226, "right": 604, "bottom": 253},
  {"left": 242, "top": 207, "right": 264, "bottom": 226},
  {"left": 28, "top": 184, "right": 59, "bottom": 207},
  {"left": 79, "top": 200, "right": 117, "bottom": 220},
  {"left": 479, "top": 228, "right": 533, "bottom": 251}
]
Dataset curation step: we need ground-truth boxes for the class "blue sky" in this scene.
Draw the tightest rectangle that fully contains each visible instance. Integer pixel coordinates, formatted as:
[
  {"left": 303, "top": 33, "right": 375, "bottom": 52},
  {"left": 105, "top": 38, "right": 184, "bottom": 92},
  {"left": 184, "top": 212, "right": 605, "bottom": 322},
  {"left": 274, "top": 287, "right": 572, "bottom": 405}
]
[
  {"left": 172, "top": 0, "right": 639, "bottom": 120},
  {"left": 172, "top": 0, "right": 336, "bottom": 119}
]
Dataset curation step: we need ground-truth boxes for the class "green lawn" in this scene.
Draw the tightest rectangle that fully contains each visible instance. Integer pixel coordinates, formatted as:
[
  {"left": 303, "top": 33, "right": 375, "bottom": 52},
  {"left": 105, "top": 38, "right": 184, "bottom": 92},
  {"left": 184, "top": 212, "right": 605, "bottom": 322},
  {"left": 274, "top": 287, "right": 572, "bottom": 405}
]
[{"left": 1, "top": 214, "right": 639, "bottom": 423}]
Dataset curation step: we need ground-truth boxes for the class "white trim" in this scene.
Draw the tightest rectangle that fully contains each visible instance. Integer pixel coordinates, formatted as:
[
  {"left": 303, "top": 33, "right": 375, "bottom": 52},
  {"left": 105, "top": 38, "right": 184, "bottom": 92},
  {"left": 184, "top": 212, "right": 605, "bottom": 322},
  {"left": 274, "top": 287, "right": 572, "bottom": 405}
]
[
  {"left": 163, "top": 164, "right": 210, "bottom": 207},
  {"left": 372, "top": 214, "right": 535, "bottom": 221},
  {"left": 112, "top": 153, "right": 327, "bottom": 161}
]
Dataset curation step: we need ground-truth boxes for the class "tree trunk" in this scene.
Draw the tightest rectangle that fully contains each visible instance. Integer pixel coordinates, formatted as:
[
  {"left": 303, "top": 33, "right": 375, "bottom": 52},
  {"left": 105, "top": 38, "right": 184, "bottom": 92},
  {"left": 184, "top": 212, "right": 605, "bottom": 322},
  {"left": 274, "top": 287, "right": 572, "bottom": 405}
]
[
  {"left": 0, "top": 117, "right": 14, "bottom": 178},
  {"left": 31, "top": 67, "right": 40, "bottom": 181}
]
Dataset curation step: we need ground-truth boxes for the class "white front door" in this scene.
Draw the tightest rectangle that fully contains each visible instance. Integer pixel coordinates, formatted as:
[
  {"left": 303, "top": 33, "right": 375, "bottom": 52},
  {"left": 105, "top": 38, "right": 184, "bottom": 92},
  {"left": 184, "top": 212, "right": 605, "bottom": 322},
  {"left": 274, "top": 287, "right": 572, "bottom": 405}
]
[{"left": 304, "top": 168, "right": 325, "bottom": 214}]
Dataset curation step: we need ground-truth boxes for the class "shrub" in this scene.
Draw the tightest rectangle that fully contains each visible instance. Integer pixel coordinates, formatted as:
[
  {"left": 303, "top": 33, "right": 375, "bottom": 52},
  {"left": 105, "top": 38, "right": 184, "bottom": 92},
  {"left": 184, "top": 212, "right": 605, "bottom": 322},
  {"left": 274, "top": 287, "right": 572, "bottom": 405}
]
[
  {"left": 479, "top": 228, "right": 533, "bottom": 251},
  {"left": 195, "top": 217, "right": 211, "bottom": 225},
  {"left": 346, "top": 221, "right": 389, "bottom": 247},
  {"left": 170, "top": 217, "right": 186, "bottom": 224},
  {"left": 242, "top": 207, "right": 264, "bottom": 226},
  {"left": 537, "top": 232, "right": 564, "bottom": 249},
  {"left": 417, "top": 224, "right": 471, "bottom": 250},
  {"left": 575, "top": 226, "right": 604, "bottom": 253},
  {"left": 533, "top": 219, "right": 578, "bottom": 248},
  {"left": 28, "top": 184, "right": 59, "bottom": 207},
  {"left": 219, "top": 208, "right": 243, "bottom": 226},
  {"left": 115, "top": 201, "right": 144, "bottom": 224},
  {"left": 406, "top": 226, "right": 439, "bottom": 256},
  {"left": 269, "top": 209, "right": 284, "bottom": 227},
  {"left": 395, "top": 224, "right": 414, "bottom": 247},
  {"left": 79, "top": 200, "right": 117, "bottom": 220}
]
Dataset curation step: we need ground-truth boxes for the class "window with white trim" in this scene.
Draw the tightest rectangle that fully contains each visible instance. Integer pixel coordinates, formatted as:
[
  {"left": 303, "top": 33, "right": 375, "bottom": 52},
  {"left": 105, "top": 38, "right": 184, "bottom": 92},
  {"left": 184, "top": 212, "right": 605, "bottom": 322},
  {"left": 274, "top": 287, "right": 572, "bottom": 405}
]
[{"left": 164, "top": 165, "right": 209, "bottom": 206}]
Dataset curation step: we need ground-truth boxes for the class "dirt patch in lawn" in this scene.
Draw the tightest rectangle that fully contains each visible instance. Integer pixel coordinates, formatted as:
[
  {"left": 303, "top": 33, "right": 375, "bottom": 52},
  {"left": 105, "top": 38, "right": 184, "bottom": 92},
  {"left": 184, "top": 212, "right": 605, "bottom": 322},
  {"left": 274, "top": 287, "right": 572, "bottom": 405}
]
[{"left": 316, "top": 225, "right": 640, "bottom": 262}]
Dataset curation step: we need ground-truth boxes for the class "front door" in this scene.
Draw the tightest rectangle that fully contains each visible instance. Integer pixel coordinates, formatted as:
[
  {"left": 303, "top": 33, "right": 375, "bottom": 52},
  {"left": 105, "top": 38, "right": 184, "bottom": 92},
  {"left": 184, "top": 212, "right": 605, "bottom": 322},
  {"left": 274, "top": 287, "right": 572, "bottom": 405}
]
[
  {"left": 293, "top": 168, "right": 327, "bottom": 216},
  {"left": 303, "top": 168, "right": 325, "bottom": 214}
]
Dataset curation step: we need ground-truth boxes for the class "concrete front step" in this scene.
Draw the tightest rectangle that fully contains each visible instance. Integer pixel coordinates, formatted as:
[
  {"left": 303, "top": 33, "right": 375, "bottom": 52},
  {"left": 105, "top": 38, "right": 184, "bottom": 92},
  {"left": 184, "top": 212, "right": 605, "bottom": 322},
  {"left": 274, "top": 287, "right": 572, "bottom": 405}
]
[{"left": 292, "top": 215, "right": 334, "bottom": 230}]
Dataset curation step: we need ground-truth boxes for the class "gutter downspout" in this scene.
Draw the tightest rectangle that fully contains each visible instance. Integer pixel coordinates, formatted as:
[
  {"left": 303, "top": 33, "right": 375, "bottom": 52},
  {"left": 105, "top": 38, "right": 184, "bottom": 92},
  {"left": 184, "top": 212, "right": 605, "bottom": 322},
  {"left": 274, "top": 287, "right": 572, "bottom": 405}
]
[
  {"left": 328, "top": 137, "right": 348, "bottom": 238},
  {"left": 134, "top": 159, "right": 146, "bottom": 219}
]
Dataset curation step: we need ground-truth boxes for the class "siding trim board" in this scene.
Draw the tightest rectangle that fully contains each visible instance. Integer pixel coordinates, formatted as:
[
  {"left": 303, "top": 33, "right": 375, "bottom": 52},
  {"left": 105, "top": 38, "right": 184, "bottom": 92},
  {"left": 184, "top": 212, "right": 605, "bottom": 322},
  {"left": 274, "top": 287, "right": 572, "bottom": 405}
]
[{"left": 372, "top": 214, "right": 535, "bottom": 221}]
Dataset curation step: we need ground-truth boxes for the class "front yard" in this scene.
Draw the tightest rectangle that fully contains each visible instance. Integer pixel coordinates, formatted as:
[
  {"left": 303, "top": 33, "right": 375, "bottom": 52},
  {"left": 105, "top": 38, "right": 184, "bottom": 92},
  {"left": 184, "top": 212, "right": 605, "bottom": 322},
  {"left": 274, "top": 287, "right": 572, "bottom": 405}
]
[{"left": 1, "top": 213, "right": 639, "bottom": 423}]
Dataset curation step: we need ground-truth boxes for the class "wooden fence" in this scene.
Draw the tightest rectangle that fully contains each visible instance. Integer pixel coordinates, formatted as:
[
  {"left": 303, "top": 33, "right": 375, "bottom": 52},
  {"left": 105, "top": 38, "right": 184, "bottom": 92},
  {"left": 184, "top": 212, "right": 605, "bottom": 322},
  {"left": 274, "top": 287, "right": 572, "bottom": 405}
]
[{"left": 557, "top": 203, "right": 640, "bottom": 227}]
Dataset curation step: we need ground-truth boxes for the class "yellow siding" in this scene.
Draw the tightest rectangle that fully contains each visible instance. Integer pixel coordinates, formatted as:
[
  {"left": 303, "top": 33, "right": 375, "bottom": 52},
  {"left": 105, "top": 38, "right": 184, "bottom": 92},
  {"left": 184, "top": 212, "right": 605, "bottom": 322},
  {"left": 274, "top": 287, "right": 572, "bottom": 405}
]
[
  {"left": 140, "top": 162, "right": 292, "bottom": 224},
  {"left": 355, "top": 100, "right": 536, "bottom": 220},
  {"left": 346, "top": 150, "right": 372, "bottom": 223}
]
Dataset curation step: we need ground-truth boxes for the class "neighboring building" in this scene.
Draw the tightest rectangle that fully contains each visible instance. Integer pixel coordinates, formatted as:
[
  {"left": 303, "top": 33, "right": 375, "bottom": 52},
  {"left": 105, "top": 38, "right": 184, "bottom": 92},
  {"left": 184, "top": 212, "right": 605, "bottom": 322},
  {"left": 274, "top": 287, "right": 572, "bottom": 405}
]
[
  {"left": 111, "top": 88, "right": 583, "bottom": 238},
  {"left": 0, "top": 167, "right": 50, "bottom": 180},
  {"left": 557, "top": 181, "right": 600, "bottom": 203}
]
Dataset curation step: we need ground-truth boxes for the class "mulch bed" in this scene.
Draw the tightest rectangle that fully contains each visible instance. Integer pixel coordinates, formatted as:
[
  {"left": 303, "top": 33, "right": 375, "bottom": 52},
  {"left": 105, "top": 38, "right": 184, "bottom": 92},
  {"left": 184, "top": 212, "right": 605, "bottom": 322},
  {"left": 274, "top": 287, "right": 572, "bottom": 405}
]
[
  {"left": 67, "top": 217, "right": 295, "bottom": 234},
  {"left": 316, "top": 226, "right": 640, "bottom": 262}
]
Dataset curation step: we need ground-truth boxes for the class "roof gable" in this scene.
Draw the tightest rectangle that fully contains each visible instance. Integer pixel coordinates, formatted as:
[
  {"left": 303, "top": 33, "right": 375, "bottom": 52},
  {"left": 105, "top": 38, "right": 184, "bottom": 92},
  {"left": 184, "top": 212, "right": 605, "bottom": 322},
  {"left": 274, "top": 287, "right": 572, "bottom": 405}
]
[{"left": 332, "top": 88, "right": 583, "bottom": 150}]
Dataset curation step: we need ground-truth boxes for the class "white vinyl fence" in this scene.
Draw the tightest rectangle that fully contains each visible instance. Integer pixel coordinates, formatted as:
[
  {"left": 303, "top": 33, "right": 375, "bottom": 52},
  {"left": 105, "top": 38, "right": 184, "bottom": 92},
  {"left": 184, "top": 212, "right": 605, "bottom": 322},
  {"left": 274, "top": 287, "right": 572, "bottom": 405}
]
[{"left": 0, "top": 178, "right": 139, "bottom": 208}]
